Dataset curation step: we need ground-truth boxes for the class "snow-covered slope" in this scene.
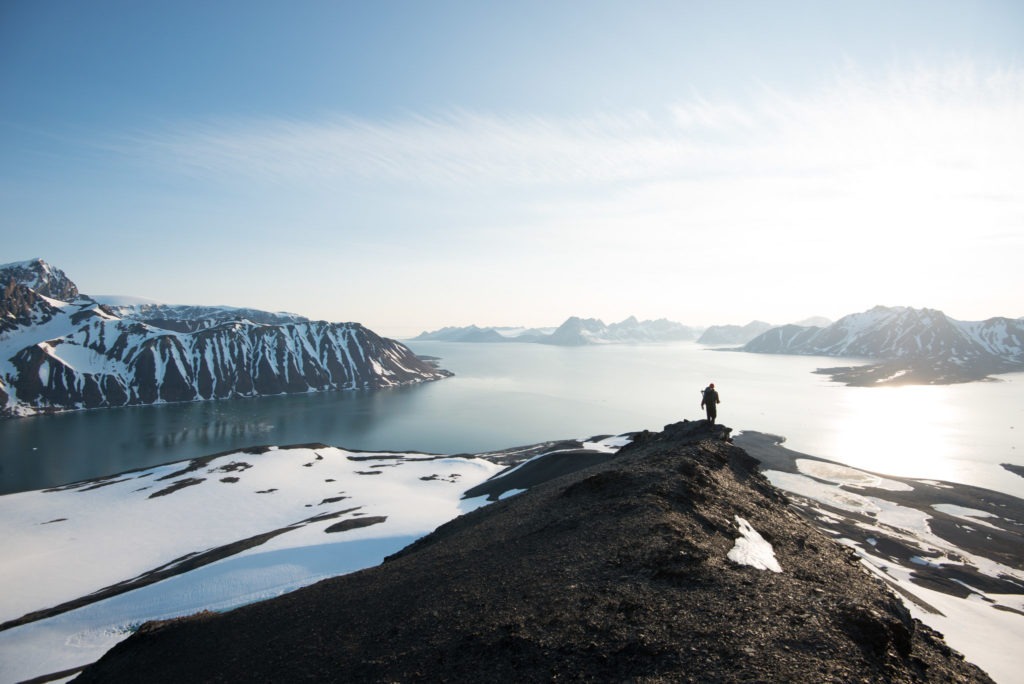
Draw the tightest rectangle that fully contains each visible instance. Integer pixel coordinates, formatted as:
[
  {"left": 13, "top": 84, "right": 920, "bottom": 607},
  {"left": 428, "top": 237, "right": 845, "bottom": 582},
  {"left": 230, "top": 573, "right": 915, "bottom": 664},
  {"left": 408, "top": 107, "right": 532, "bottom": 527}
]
[
  {"left": 0, "top": 260, "right": 450, "bottom": 417},
  {"left": 0, "top": 444, "right": 505, "bottom": 681},
  {"left": 742, "top": 305, "right": 1024, "bottom": 385},
  {"left": 0, "top": 435, "right": 626, "bottom": 682},
  {"left": 1, "top": 426, "right": 1020, "bottom": 682}
]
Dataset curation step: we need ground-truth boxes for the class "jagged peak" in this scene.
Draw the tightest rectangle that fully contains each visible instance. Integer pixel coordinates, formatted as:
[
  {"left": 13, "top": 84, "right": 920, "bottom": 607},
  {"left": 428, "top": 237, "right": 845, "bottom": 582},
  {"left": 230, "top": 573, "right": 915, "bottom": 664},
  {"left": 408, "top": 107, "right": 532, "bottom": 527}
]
[{"left": 0, "top": 258, "right": 79, "bottom": 302}]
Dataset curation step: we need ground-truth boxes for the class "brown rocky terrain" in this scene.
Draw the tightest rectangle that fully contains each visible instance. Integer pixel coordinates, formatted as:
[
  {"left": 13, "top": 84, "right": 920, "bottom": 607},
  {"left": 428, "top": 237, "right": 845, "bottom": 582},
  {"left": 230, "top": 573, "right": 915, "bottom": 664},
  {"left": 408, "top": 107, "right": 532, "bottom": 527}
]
[{"left": 74, "top": 421, "right": 991, "bottom": 683}]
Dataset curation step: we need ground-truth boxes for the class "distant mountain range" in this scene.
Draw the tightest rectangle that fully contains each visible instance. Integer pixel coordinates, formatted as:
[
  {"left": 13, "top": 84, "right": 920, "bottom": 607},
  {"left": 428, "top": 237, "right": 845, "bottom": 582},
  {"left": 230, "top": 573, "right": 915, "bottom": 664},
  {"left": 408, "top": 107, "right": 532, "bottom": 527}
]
[
  {"left": 742, "top": 305, "right": 1024, "bottom": 385},
  {"left": 0, "top": 259, "right": 449, "bottom": 418},
  {"left": 696, "top": 317, "right": 832, "bottom": 345},
  {"left": 414, "top": 306, "right": 1024, "bottom": 386},
  {"left": 414, "top": 316, "right": 835, "bottom": 346},
  {"left": 414, "top": 316, "right": 702, "bottom": 345}
]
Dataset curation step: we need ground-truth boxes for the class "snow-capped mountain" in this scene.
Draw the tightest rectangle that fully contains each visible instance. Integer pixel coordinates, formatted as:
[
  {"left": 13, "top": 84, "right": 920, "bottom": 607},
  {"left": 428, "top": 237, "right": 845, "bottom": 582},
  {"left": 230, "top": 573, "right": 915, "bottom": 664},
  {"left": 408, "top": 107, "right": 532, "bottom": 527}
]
[
  {"left": 412, "top": 324, "right": 512, "bottom": 343},
  {"left": 0, "top": 258, "right": 79, "bottom": 302},
  {"left": 414, "top": 316, "right": 701, "bottom": 345},
  {"left": 742, "top": 305, "right": 1024, "bottom": 385},
  {"left": 0, "top": 259, "right": 450, "bottom": 417},
  {"left": 541, "top": 315, "right": 703, "bottom": 344}
]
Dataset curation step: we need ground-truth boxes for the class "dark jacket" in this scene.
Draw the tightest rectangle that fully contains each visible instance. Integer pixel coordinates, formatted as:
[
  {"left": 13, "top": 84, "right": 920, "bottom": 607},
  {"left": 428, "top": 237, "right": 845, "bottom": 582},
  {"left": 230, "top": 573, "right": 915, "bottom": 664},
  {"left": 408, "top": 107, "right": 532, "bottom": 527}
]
[{"left": 701, "top": 387, "right": 719, "bottom": 406}]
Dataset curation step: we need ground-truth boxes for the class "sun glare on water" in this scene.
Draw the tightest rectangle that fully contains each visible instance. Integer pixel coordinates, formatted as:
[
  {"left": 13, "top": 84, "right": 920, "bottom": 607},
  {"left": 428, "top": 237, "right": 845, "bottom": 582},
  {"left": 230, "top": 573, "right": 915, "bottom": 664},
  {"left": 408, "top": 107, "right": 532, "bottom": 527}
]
[{"left": 824, "top": 385, "right": 963, "bottom": 483}]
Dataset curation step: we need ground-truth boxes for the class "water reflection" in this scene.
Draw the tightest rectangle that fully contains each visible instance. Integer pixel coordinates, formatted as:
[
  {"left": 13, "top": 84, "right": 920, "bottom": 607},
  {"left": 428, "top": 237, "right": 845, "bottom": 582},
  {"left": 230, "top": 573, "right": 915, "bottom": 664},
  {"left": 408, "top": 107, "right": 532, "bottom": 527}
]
[
  {"left": 826, "top": 386, "right": 961, "bottom": 482},
  {"left": 0, "top": 386, "right": 428, "bottom": 494},
  {"left": 1, "top": 343, "right": 1021, "bottom": 497}
]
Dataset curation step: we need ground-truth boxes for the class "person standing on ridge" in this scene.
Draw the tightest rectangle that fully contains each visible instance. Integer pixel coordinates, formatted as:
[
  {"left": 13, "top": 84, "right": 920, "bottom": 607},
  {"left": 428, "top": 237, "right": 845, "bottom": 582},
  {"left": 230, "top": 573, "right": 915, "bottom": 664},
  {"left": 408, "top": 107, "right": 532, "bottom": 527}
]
[{"left": 701, "top": 383, "right": 720, "bottom": 424}]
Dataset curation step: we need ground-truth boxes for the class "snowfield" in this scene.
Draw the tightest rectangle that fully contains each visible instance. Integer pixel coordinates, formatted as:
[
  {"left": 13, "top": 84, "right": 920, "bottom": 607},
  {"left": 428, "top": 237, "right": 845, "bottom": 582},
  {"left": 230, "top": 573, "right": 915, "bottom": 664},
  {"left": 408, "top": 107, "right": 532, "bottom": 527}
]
[{"left": 0, "top": 444, "right": 504, "bottom": 683}]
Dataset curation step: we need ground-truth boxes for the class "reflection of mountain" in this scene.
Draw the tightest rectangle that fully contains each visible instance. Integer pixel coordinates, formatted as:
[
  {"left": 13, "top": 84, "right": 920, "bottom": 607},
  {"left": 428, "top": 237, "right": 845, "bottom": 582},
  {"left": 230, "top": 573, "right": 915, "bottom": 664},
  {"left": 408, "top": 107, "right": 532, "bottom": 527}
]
[
  {"left": 0, "top": 259, "right": 450, "bottom": 418},
  {"left": 742, "top": 305, "right": 1024, "bottom": 385},
  {"left": 414, "top": 315, "right": 701, "bottom": 345}
]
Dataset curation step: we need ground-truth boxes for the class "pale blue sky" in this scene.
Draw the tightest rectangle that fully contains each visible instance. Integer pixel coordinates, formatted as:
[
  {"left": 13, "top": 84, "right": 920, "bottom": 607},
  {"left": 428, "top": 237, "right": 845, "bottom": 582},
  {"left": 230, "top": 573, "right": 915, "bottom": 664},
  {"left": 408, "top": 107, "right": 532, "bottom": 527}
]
[{"left": 2, "top": 1, "right": 1023, "bottom": 336}]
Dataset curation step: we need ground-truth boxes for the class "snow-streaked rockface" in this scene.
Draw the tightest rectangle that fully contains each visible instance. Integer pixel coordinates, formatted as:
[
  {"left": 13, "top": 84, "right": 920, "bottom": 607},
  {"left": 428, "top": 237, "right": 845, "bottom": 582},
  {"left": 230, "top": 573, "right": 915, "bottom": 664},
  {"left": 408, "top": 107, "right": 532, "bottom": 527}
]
[
  {"left": 742, "top": 305, "right": 1024, "bottom": 384},
  {"left": 0, "top": 260, "right": 450, "bottom": 417}
]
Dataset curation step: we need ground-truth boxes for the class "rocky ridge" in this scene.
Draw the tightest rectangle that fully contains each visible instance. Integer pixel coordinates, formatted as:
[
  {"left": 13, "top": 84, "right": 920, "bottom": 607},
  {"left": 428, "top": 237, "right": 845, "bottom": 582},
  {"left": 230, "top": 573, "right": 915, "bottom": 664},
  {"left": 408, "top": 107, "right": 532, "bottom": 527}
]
[{"left": 75, "top": 422, "right": 990, "bottom": 683}]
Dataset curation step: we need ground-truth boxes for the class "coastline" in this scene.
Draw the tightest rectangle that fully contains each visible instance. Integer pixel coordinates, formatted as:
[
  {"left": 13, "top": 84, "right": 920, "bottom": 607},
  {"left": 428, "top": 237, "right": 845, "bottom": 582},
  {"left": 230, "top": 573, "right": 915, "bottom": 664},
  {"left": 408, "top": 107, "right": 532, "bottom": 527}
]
[{"left": 735, "top": 430, "right": 1024, "bottom": 683}]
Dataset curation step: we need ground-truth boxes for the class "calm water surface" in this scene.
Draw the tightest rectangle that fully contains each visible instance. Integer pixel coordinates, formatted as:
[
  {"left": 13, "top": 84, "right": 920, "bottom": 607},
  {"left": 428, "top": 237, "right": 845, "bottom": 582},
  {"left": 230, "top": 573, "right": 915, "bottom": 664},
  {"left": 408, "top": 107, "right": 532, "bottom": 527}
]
[{"left": 1, "top": 342, "right": 1021, "bottom": 497}]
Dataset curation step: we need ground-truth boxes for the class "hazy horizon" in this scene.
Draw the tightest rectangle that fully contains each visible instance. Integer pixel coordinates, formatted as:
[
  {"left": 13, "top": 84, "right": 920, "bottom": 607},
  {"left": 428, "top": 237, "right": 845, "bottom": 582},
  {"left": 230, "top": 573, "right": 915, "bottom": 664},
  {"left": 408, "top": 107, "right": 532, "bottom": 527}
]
[{"left": 3, "top": 1, "right": 1022, "bottom": 338}]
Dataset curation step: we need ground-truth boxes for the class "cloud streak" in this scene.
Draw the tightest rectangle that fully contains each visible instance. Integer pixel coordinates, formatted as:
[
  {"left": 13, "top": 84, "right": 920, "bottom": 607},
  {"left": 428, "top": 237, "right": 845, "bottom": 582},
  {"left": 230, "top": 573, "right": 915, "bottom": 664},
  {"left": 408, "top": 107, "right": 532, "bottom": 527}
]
[
  {"left": 99, "top": 60, "right": 1024, "bottom": 328},
  {"left": 115, "top": 62, "right": 1024, "bottom": 201}
]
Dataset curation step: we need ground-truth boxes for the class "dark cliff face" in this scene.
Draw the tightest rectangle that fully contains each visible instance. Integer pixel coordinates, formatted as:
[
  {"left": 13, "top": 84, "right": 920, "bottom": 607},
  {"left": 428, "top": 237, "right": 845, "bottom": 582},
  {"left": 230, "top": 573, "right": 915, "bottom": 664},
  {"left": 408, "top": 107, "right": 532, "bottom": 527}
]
[
  {"left": 0, "top": 281, "right": 63, "bottom": 333},
  {"left": 74, "top": 422, "right": 990, "bottom": 683}
]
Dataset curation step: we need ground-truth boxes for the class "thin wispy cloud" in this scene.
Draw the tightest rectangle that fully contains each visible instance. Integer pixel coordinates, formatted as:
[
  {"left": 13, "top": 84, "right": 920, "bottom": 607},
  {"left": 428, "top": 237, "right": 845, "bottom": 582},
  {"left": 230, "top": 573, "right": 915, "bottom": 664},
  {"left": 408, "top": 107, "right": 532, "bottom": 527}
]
[{"left": 115, "top": 62, "right": 1024, "bottom": 202}]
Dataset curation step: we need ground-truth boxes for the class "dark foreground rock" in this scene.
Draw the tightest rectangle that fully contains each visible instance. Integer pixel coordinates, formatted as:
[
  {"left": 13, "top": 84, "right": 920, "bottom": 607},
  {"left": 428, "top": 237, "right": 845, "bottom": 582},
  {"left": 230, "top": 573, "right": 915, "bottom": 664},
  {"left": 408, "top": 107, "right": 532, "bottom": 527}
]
[{"left": 74, "top": 421, "right": 991, "bottom": 683}]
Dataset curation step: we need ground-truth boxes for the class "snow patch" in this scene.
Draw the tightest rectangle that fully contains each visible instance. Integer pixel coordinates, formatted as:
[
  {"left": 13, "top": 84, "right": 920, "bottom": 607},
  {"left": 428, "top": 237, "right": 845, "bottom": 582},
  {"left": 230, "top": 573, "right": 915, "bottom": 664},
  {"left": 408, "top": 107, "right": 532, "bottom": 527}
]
[
  {"left": 727, "top": 516, "right": 781, "bottom": 572},
  {"left": 581, "top": 435, "right": 632, "bottom": 452},
  {"left": 932, "top": 504, "right": 1003, "bottom": 530},
  {"left": 795, "top": 459, "right": 913, "bottom": 491}
]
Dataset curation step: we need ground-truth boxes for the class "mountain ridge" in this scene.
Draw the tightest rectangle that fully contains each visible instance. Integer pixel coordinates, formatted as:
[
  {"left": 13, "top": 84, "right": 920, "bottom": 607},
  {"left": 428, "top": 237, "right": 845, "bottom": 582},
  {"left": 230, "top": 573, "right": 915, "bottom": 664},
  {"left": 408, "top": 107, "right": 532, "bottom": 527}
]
[
  {"left": 742, "top": 305, "right": 1024, "bottom": 385},
  {"left": 0, "top": 260, "right": 449, "bottom": 417},
  {"left": 414, "top": 315, "right": 702, "bottom": 345},
  {"left": 73, "top": 421, "right": 992, "bottom": 683}
]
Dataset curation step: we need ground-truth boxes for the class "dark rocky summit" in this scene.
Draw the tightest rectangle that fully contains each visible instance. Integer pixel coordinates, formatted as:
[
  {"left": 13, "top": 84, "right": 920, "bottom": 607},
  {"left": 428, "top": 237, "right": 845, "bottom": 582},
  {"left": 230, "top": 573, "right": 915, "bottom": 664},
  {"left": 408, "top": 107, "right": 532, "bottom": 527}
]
[
  {"left": 75, "top": 422, "right": 990, "bottom": 683},
  {"left": 0, "top": 258, "right": 79, "bottom": 302}
]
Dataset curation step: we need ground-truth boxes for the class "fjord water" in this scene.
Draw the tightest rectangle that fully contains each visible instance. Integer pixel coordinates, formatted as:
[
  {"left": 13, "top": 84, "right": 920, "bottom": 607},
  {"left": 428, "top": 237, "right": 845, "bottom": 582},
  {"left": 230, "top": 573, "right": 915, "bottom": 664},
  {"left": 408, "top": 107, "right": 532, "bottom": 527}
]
[{"left": 1, "top": 342, "right": 1021, "bottom": 497}]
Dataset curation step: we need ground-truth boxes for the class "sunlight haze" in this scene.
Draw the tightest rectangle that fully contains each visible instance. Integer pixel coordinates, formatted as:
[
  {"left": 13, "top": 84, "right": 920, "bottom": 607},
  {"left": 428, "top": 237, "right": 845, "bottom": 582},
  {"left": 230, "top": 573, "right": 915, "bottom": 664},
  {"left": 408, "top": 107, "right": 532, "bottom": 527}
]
[{"left": 2, "top": 1, "right": 1022, "bottom": 337}]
